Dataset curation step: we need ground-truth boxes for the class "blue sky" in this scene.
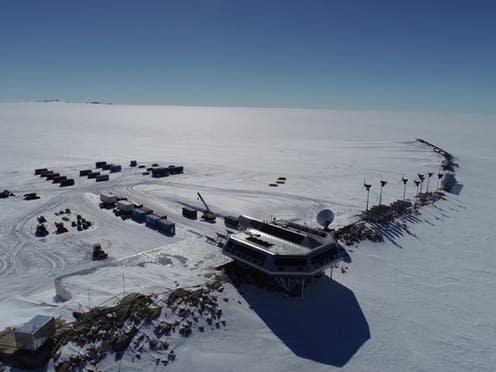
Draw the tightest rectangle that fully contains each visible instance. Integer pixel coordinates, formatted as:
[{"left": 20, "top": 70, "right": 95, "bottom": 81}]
[{"left": 1, "top": 0, "right": 495, "bottom": 113}]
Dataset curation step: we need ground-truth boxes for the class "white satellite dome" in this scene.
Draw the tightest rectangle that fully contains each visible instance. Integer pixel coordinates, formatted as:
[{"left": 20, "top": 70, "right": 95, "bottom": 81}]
[{"left": 317, "top": 209, "right": 335, "bottom": 229}]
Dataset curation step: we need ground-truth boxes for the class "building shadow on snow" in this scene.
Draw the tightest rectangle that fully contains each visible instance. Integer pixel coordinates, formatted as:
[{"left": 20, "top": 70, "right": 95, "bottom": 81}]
[{"left": 238, "top": 275, "right": 370, "bottom": 367}]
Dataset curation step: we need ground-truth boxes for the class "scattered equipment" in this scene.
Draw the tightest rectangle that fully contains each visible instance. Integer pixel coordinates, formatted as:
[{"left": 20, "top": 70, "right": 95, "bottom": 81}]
[
  {"left": 23, "top": 193, "right": 40, "bottom": 200},
  {"left": 0, "top": 189, "right": 14, "bottom": 199},
  {"left": 35, "top": 224, "right": 49, "bottom": 237},
  {"left": 197, "top": 192, "right": 216, "bottom": 222},
  {"left": 54, "top": 222, "right": 68, "bottom": 234},
  {"left": 92, "top": 243, "right": 108, "bottom": 260}
]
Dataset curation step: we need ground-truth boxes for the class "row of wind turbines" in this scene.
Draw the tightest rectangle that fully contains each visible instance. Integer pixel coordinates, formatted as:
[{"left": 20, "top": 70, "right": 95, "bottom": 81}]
[{"left": 363, "top": 172, "right": 444, "bottom": 211}]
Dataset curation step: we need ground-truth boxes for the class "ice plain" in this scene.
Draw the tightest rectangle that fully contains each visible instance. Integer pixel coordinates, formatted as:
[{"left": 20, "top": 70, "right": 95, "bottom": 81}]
[{"left": 0, "top": 102, "right": 495, "bottom": 371}]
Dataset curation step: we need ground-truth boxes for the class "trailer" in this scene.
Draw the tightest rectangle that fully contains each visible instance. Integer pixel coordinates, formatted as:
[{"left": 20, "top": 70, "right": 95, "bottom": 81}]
[
  {"left": 157, "top": 219, "right": 175, "bottom": 236},
  {"left": 182, "top": 207, "right": 197, "bottom": 219}
]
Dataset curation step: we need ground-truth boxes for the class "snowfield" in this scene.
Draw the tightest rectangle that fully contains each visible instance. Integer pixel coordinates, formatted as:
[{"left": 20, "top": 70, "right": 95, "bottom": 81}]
[{"left": 0, "top": 102, "right": 495, "bottom": 371}]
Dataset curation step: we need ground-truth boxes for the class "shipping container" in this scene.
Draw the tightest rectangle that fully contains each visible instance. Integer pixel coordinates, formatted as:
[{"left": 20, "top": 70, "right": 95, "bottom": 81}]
[
  {"left": 46, "top": 173, "right": 60, "bottom": 181},
  {"left": 157, "top": 219, "right": 175, "bottom": 236},
  {"left": 110, "top": 165, "right": 122, "bottom": 173},
  {"left": 52, "top": 176, "right": 67, "bottom": 184},
  {"left": 151, "top": 167, "right": 170, "bottom": 178},
  {"left": 60, "top": 179, "right": 75, "bottom": 187},
  {"left": 79, "top": 169, "right": 92, "bottom": 176},
  {"left": 102, "top": 163, "right": 112, "bottom": 170},
  {"left": 182, "top": 207, "right": 197, "bottom": 219},
  {"left": 87, "top": 172, "right": 100, "bottom": 179},
  {"left": 132, "top": 208, "right": 152, "bottom": 223},
  {"left": 169, "top": 165, "right": 184, "bottom": 175},
  {"left": 116, "top": 200, "right": 134, "bottom": 212},
  {"left": 95, "top": 161, "right": 107, "bottom": 168},
  {"left": 40, "top": 170, "right": 53, "bottom": 177},
  {"left": 96, "top": 174, "right": 109, "bottom": 182},
  {"left": 145, "top": 214, "right": 162, "bottom": 228},
  {"left": 130, "top": 160, "right": 137, "bottom": 167}
]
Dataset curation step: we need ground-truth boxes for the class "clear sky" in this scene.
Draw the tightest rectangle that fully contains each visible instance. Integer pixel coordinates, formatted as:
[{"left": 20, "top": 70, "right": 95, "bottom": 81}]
[{"left": 1, "top": 0, "right": 495, "bottom": 113}]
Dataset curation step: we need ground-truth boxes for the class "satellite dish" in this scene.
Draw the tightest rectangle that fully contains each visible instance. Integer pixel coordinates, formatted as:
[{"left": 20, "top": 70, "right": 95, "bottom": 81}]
[{"left": 317, "top": 209, "right": 334, "bottom": 229}]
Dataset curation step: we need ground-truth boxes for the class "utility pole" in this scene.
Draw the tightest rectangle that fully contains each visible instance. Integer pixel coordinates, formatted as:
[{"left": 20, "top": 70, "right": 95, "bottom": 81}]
[
  {"left": 418, "top": 174, "right": 425, "bottom": 193},
  {"left": 437, "top": 172, "right": 443, "bottom": 191},
  {"left": 401, "top": 177, "right": 408, "bottom": 201},
  {"left": 426, "top": 172, "right": 433, "bottom": 192},
  {"left": 379, "top": 180, "right": 387, "bottom": 205},
  {"left": 414, "top": 180, "right": 420, "bottom": 204},
  {"left": 363, "top": 180, "right": 371, "bottom": 211}
]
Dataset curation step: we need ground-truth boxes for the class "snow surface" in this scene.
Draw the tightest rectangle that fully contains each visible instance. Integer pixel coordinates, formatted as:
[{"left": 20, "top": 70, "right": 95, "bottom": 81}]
[{"left": 1, "top": 102, "right": 495, "bottom": 371}]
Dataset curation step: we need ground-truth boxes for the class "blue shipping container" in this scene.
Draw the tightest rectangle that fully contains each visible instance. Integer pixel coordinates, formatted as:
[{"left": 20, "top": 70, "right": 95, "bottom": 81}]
[
  {"left": 157, "top": 219, "right": 175, "bottom": 236},
  {"left": 132, "top": 208, "right": 150, "bottom": 223},
  {"left": 110, "top": 165, "right": 122, "bottom": 173},
  {"left": 145, "top": 214, "right": 162, "bottom": 228},
  {"left": 130, "top": 160, "right": 137, "bottom": 167}
]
